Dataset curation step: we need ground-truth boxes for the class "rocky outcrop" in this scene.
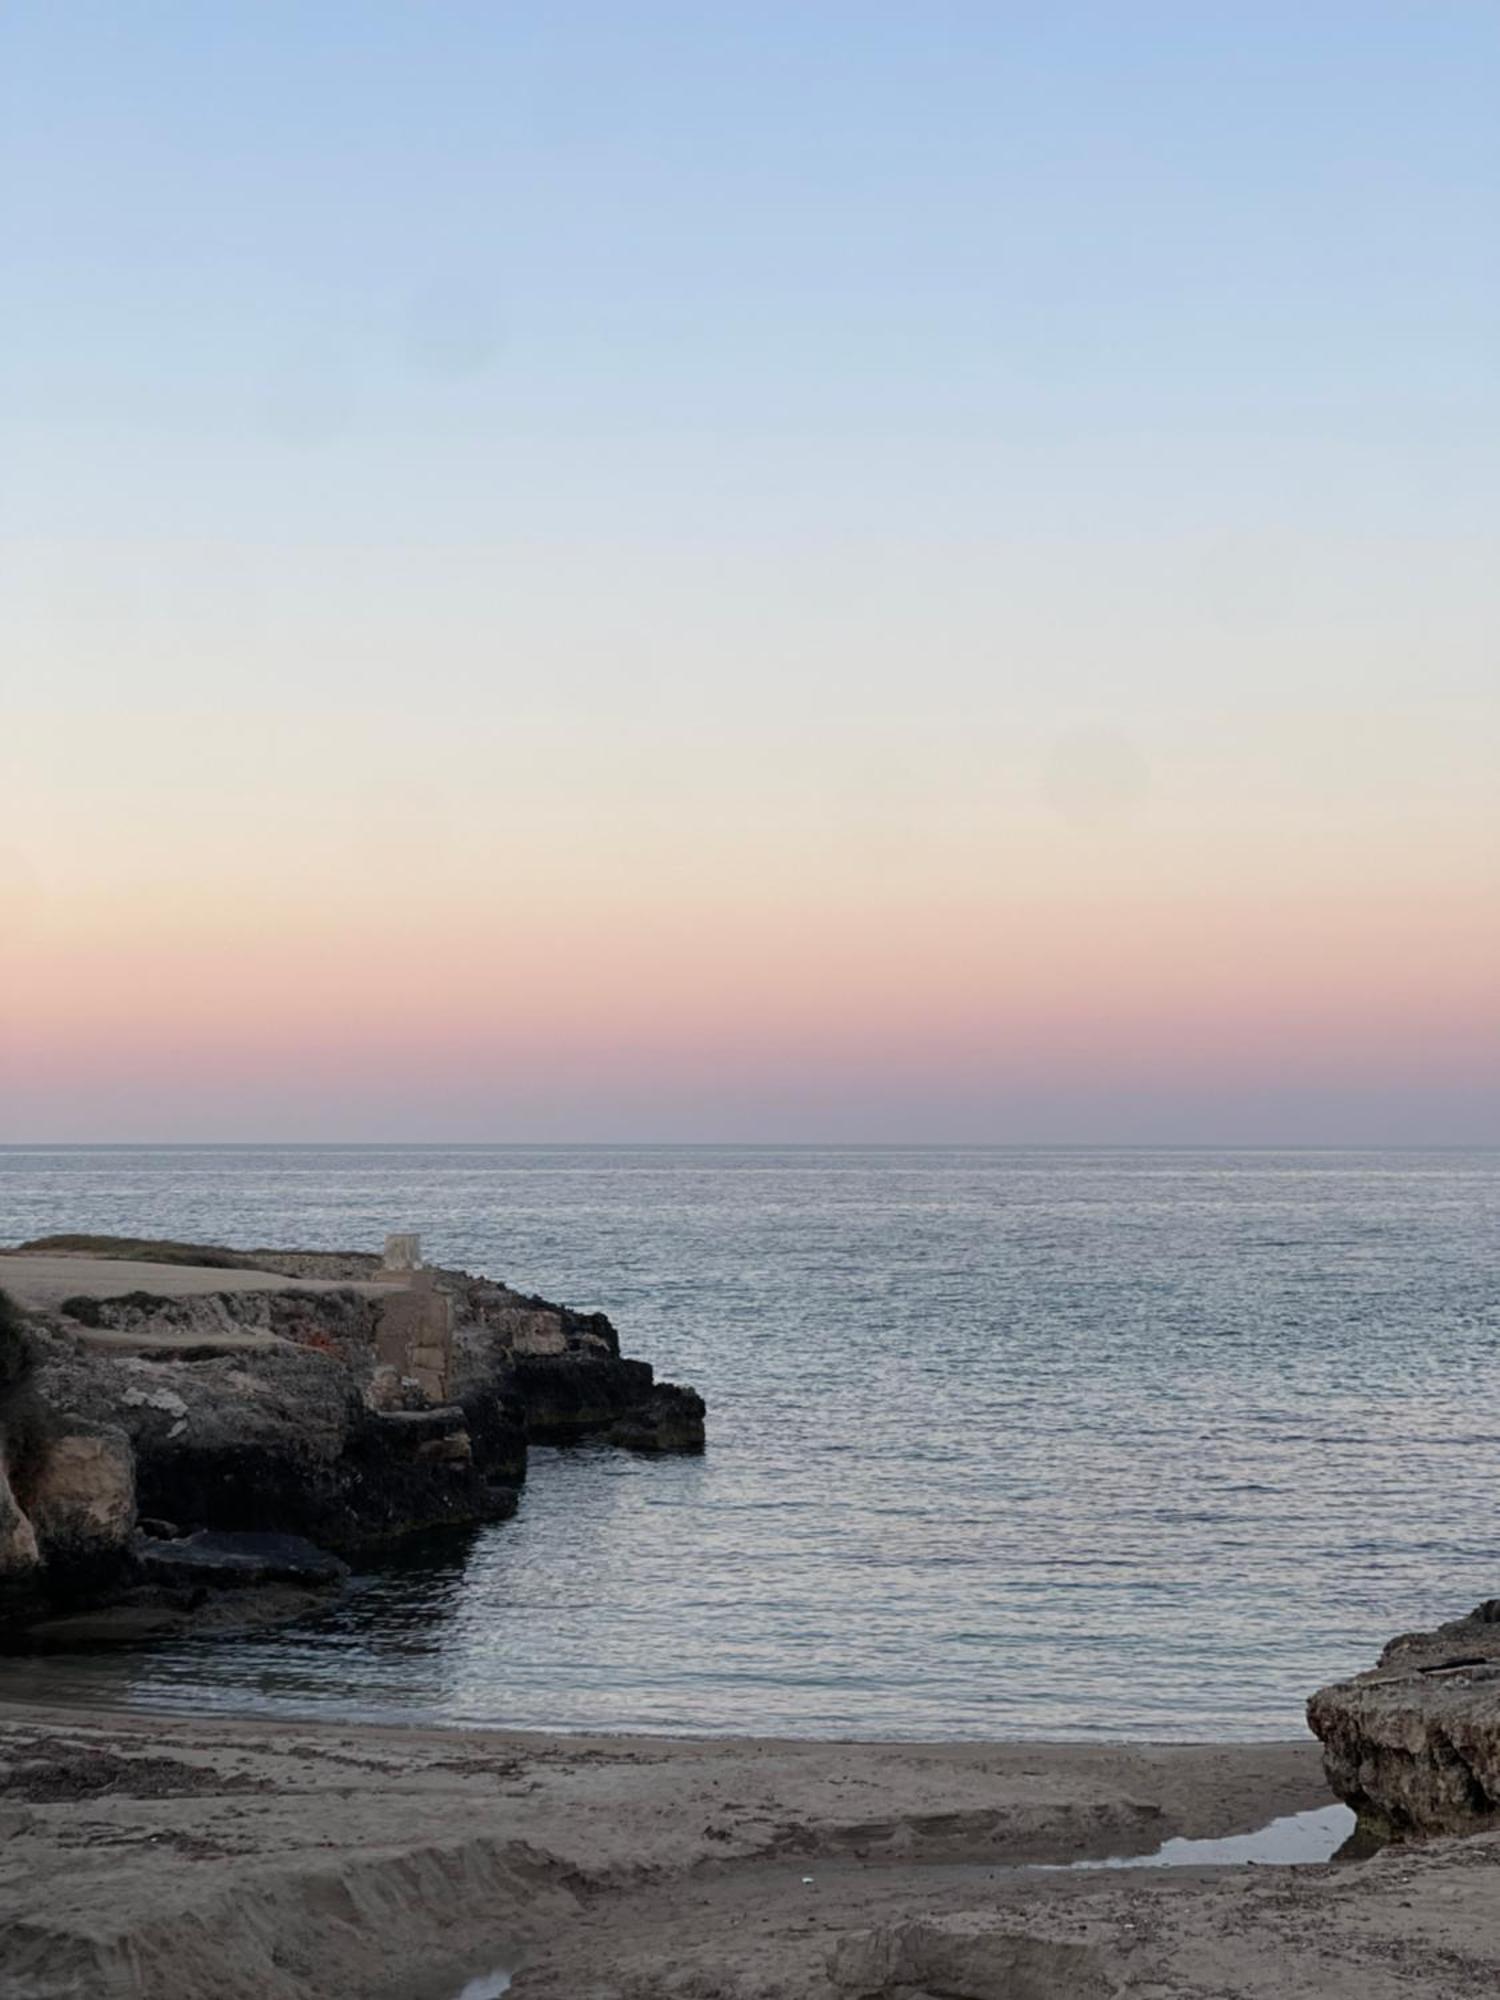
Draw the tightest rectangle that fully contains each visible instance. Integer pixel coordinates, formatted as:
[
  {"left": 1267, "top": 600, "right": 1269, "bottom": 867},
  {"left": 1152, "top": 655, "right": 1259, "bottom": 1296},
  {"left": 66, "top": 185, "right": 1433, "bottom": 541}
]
[
  {"left": 0, "top": 1238, "right": 705, "bottom": 1649},
  {"left": 1307, "top": 1598, "right": 1500, "bottom": 1837},
  {"left": 24, "top": 1320, "right": 521, "bottom": 1561},
  {"left": 504, "top": 1353, "right": 706, "bottom": 1449},
  {"left": 136, "top": 1529, "right": 350, "bottom": 1588},
  {"left": 604, "top": 1380, "right": 709, "bottom": 1453},
  {"left": 445, "top": 1277, "right": 705, "bottom": 1452}
]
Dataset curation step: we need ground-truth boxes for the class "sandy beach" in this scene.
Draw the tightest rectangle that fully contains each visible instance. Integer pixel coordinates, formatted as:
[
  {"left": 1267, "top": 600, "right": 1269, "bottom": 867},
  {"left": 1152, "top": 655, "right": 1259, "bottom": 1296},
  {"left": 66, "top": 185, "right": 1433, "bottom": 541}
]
[{"left": 3, "top": 1699, "right": 1498, "bottom": 1999}]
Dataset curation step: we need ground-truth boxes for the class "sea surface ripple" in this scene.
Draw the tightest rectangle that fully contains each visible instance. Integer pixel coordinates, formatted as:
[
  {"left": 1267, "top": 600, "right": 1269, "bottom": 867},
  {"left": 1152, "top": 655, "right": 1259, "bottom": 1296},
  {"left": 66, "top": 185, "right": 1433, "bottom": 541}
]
[{"left": 1, "top": 1145, "right": 1496, "bottom": 1740}]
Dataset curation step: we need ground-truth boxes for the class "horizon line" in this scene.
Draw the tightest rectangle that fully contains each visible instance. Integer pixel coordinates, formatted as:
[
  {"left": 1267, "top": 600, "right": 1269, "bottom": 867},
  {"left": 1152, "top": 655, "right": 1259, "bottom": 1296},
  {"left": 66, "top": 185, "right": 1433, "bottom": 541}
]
[{"left": 2, "top": 1140, "right": 1497, "bottom": 1154}]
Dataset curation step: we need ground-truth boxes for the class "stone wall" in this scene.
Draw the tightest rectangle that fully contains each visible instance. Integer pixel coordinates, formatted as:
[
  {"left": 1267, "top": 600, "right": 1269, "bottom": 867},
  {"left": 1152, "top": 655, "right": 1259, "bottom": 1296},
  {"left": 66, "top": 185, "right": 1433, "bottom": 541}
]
[{"left": 373, "top": 1278, "right": 453, "bottom": 1404}]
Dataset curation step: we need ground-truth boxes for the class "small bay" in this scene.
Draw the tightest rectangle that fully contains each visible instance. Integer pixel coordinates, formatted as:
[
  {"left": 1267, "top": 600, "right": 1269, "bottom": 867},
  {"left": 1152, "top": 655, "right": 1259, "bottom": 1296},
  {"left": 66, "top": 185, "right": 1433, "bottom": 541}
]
[{"left": 1, "top": 1144, "right": 1495, "bottom": 1739}]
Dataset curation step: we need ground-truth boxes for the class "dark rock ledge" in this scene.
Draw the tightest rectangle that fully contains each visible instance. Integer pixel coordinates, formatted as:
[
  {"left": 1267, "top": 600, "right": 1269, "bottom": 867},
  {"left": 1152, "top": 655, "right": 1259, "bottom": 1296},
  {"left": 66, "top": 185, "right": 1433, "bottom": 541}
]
[{"left": 0, "top": 1235, "right": 705, "bottom": 1649}]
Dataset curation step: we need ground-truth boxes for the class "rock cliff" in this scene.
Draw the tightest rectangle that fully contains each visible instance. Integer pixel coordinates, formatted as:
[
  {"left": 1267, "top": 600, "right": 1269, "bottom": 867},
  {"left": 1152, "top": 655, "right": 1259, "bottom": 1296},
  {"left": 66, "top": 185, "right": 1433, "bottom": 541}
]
[
  {"left": 1307, "top": 1599, "right": 1500, "bottom": 1837},
  {"left": 0, "top": 1235, "right": 704, "bottom": 1648}
]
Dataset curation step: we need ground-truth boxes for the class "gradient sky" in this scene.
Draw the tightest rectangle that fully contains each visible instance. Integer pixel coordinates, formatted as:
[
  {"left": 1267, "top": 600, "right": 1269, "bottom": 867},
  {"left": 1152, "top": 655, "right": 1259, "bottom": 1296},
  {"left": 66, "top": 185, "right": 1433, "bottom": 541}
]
[{"left": 2, "top": 2, "right": 1497, "bottom": 1142}]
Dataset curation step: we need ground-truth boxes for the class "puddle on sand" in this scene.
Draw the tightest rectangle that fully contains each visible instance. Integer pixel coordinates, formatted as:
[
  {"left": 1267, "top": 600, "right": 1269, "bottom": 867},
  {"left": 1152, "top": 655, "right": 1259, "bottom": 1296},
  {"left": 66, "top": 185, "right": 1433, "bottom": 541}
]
[
  {"left": 452, "top": 1975, "right": 510, "bottom": 1999},
  {"left": 1058, "top": 1802, "right": 1357, "bottom": 1872}
]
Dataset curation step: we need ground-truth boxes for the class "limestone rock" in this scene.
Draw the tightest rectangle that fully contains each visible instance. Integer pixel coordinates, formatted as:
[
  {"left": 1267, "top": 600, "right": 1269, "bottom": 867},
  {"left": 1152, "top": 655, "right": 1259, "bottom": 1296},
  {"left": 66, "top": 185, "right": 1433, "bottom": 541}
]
[
  {"left": 1308, "top": 1598, "right": 1500, "bottom": 1836},
  {"left": 0, "top": 1235, "right": 706, "bottom": 1646},
  {"left": 504, "top": 1353, "right": 702, "bottom": 1445},
  {"left": 25, "top": 1424, "right": 136, "bottom": 1569},
  {"left": 0, "top": 1449, "right": 40, "bottom": 1579},
  {"left": 606, "top": 1382, "right": 707, "bottom": 1453}
]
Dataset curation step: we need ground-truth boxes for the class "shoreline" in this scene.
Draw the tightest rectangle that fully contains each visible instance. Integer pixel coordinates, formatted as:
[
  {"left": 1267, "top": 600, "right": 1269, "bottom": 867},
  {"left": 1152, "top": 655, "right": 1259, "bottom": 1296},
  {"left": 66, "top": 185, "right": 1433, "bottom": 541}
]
[{"left": 0, "top": 1645, "right": 1334, "bottom": 1744}]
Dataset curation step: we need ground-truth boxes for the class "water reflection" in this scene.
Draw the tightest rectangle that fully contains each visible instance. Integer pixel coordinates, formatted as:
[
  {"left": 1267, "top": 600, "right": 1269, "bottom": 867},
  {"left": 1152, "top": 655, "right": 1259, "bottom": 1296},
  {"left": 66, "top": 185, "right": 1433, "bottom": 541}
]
[{"left": 1060, "top": 1802, "right": 1357, "bottom": 1871}]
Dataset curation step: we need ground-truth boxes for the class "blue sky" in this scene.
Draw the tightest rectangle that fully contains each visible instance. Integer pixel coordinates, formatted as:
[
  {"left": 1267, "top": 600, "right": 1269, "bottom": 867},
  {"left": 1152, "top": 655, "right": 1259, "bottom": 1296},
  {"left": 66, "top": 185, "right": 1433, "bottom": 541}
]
[{"left": 5, "top": 2, "right": 1495, "bottom": 545}]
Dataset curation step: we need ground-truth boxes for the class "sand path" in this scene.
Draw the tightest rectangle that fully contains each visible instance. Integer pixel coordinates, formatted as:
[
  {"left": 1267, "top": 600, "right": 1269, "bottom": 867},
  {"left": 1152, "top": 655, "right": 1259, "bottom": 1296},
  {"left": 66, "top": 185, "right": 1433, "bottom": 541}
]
[{"left": 0, "top": 1255, "right": 392, "bottom": 1311}]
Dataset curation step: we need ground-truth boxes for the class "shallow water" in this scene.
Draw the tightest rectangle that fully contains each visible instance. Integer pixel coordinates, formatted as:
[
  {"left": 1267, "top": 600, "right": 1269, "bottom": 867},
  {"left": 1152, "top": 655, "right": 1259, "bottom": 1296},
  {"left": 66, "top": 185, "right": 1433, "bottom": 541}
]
[
  {"left": 1063, "top": 1801, "right": 1357, "bottom": 1870},
  {"left": 2, "top": 1145, "right": 1497, "bottom": 1738}
]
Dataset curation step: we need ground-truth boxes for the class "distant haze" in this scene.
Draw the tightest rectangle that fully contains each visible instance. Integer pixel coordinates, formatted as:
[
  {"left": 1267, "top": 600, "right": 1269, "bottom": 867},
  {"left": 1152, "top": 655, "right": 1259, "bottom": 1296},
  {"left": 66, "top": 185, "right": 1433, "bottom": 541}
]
[{"left": 2, "top": 4, "right": 1496, "bottom": 1143}]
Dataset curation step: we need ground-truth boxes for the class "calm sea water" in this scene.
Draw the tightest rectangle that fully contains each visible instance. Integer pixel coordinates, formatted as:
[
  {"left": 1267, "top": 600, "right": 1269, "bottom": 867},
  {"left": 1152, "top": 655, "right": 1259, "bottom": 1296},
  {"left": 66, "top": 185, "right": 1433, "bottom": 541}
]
[{"left": 1, "top": 1145, "right": 1497, "bottom": 1740}]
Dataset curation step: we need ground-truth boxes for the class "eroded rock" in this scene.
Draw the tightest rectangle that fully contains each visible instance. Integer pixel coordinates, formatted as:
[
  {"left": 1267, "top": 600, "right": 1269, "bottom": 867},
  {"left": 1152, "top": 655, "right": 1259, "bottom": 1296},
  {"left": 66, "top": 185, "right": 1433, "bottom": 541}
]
[
  {"left": 0, "top": 1236, "right": 705, "bottom": 1646},
  {"left": 606, "top": 1381, "right": 707, "bottom": 1453},
  {"left": 1308, "top": 1599, "right": 1500, "bottom": 1836},
  {"left": 25, "top": 1424, "right": 135, "bottom": 1571},
  {"left": 0, "top": 1450, "right": 40, "bottom": 1580},
  {"left": 504, "top": 1353, "right": 705, "bottom": 1446}
]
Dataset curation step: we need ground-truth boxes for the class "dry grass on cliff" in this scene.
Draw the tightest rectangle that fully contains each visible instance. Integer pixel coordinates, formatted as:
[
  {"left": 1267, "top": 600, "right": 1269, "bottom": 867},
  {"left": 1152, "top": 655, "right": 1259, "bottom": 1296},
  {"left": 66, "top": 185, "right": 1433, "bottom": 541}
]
[{"left": 9, "top": 1235, "right": 263, "bottom": 1270}]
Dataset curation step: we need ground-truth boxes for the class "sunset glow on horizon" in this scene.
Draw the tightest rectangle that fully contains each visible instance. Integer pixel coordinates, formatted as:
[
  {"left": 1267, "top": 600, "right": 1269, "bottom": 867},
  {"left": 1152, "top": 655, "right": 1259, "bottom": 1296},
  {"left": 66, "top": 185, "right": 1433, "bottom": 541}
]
[{"left": 3, "top": 5, "right": 1497, "bottom": 1142}]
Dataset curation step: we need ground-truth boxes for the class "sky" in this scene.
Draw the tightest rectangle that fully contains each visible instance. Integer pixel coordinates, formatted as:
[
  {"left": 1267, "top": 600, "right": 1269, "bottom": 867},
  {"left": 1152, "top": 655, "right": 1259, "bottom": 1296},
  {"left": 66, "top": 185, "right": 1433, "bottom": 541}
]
[{"left": 2, "top": 2, "right": 1497, "bottom": 1143}]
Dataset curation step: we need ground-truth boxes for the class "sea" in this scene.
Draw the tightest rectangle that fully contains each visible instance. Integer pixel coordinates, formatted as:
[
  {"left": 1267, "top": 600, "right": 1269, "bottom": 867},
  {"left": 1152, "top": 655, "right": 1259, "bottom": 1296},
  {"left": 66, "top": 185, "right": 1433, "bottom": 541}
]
[{"left": 1, "top": 1145, "right": 1496, "bottom": 1741}]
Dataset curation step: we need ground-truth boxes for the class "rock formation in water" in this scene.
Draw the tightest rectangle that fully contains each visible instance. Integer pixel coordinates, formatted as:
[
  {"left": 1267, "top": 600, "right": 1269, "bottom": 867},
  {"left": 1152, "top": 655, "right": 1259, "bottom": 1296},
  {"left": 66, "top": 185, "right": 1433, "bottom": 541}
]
[
  {"left": 0, "top": 1235, "right": 704, "bottom": 1648},
  {"left": 1307, "top": 1598, "right": 1500, "bottom": 1837}
]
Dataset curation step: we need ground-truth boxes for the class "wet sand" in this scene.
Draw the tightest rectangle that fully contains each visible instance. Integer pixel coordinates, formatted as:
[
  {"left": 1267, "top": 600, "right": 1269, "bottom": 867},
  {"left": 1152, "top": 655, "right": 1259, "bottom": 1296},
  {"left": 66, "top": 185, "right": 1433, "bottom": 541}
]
[{"left": 4, "top": 1700, "right": 1497, "bottom": 1998}]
